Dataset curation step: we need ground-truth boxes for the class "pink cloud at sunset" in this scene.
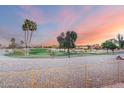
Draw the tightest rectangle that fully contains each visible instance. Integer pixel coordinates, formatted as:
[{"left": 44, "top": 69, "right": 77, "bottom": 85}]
[
  {"left": 18, "top": 6, "right": 45, "bottom": 24},
  {"left": 0, "top": 6, "right": 124, "bottom": 46}
]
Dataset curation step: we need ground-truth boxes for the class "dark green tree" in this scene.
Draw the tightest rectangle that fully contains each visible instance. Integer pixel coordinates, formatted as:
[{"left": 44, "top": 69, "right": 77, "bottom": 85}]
[
  {"left": 57, "top": 31, "right": 77, "bottom": 58},
  {"left": 57, "top": 32, "right": 65, "bottom": 49},
  {"left": 101, "top": 40, "right": 117, "bottom": 54}
]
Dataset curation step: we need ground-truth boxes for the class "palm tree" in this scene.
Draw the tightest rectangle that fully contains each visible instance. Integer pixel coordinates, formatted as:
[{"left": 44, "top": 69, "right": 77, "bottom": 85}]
[
  {"left": 29, "top": 21, "right": 37, "bottom": 44},
  {"left": 22, "top": 19, "right": 37, "bottom": 56},
  {"left": 22, "top": 19, "right": 30, "bottom": 55}
]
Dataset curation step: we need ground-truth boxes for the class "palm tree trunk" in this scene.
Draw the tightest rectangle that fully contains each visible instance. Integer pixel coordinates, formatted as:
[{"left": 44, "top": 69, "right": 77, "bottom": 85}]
[
  {"left": 26, "top": 31, "right": 29, "bottom": 56},
  {"left": 24, "top": 31, "right": 26, "bottom": 56},
  {"left": 25, "top": 31, "right": 28, "bottom": 56},
  {"left": 29, "top": 31, "right": 33, "bottom": 44},
  {"left": 28, "top": 31, "right": 33, "bottom": 56},
  {"left": 27, "top": 31, "right": 29, "bottom": 43}
]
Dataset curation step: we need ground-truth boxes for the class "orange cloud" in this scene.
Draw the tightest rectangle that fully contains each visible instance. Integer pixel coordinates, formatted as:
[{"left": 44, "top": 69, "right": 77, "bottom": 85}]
[{"left": 75, "top": 7, "right": 124, "bottom": 45}]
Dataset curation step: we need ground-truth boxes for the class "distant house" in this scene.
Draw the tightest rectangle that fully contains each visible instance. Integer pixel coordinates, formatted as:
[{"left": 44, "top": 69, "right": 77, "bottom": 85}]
[
  {"left": 76, "top": 44, "right": 101, "bottom": 50},
  {"left": 92, "top": 44, "right": 102, "bottom": 50},
  {"left": 76, "top": 45, "right": 89, "bottom": 50}
]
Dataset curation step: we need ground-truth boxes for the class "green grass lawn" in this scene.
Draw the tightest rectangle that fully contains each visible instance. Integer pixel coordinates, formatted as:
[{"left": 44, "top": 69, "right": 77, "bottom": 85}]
[
  {"left": 8, "top": 48, "right": 67, "bottom": 58},
  {"left": 6, "top": 48, "right": 117, "bottom": 58},
  {"left": 29, "top": 48, "right": 50, "bottom": 57}
]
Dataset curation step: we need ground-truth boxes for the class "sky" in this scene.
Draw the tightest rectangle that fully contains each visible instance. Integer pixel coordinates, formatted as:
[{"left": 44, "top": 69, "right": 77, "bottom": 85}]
[{"left": 0, "top": 5, "right": 124, "bottom": 46}]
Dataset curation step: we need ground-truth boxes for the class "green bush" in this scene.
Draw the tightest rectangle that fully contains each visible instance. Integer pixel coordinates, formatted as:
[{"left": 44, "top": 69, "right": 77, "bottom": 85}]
[{"left": 14, "top": 50, "right": 25, "bottom": 56}]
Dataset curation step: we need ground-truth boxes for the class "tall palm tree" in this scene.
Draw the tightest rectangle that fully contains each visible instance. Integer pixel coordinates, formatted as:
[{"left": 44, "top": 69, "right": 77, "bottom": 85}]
[
  {"left": 29, "top": 21, "right": 37, "bottom": 44},
  {"left": 22, "top": 19, "right": 37, "bottom": 56},
  {"left": 22, "top": 19, "right": 29, "bottom": 56},
  {"left": 117, "top": 34, "right": 124, "bottom": 49}
]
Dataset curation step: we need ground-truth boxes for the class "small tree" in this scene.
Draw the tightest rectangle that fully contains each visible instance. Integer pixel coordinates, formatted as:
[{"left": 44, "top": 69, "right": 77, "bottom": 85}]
[
  {"left": 101, "top": 40, "right": 117, "bottom": 54},
  {"left": 9, "top": 38, "right": 16, "bottom": 54},
  {"left": 20, "top": 40, "right": 24, "bottom": 48}
]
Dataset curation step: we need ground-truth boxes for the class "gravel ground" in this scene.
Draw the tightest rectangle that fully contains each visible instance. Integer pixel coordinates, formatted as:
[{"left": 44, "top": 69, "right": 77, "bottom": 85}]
[
  {"left": 0, "top": 49, "right": 124, "bottom": 88},
  {"left": 0, "top": 53, "right": 123, "bottom": 72},
  {"left": 104, "top": 83, "right": 124, "bottom": 88}
]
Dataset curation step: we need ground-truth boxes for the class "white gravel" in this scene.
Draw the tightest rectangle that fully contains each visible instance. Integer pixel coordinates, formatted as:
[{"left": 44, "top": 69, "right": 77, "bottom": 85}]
[
  {"left": 0, "top": 54, "right": 122, "bottom": 72},
  {"left": 0, "top": 49, "right": 124, "bottom": 87},
  {"left": 104, "top": 83, "right": 124, "bottom": 88}
]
